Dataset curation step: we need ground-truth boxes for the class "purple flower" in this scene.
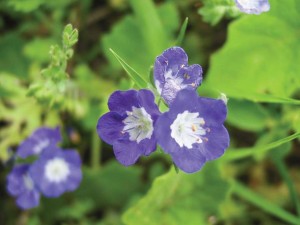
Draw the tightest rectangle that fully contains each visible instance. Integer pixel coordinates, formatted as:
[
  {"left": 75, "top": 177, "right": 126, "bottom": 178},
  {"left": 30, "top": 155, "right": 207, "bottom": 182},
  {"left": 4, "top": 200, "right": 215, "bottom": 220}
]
[
  {"left": 17, "top": 127, "right": 62, "bottom": 158},
  {"left": 29, "top": 145, "right": 82, "bottom": 197},
  {"left": 154, "top": 47, "right": 203, "bottom": 105},
  {"left": 235, "top": 0, "right": 270, "bottom": 14},
  {"left": 7, "top": 164, "right": 40, "bottom": 209},
  {"left": 155, "top": 90, "right": 229, "bottom": 173},
  {"left": 97, "top": 89, "right": 161, "bottom": 166}
]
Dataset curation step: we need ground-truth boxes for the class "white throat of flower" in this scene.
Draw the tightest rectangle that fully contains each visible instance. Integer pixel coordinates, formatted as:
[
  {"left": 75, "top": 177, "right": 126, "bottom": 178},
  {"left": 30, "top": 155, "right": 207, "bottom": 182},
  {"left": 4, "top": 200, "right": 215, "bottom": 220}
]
[
  {"left": 33, "top": 139, "right": 50, "bottom": 154},
  {"left": 164, "top": 69, "right": 188, "bottom": 91},
  {"left": 123, "top": 106, "right": 154, "bottom": 143},
  {"left": 237, "top": 0, "right": 260, "bottom": 8},
  {"left": 170, "top": 110, "right": 206, "bottom": 149},
  {"left": 23, "top": 173, "right": 34, "bottom": 190},
  {"left": 45, "top": 158, "right": 70, "bottom": 183}
]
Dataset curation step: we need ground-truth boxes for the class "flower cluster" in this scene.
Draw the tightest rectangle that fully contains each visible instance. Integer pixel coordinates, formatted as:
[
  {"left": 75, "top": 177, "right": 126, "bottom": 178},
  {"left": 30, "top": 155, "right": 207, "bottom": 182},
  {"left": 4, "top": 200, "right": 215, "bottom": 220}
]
[
  {"left": 97, "top": 47, "right": 229, "bottom": 173},
  {"left": 235, "top": 0, "right": 270, "bottom": 14},
  {"left": 6, "top": 127, "right": 82, "bottom": 209}
]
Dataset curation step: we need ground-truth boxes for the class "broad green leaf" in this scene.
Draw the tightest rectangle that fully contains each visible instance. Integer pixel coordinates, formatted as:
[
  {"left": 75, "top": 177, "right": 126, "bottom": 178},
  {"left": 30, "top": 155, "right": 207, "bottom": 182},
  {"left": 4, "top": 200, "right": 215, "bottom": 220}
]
[
  {"left": 199, "top": 0, "right": 241, "bottom": 25},
  {"left": 227, "top": 99, "right": 271, "bottom": 131},
  {"left": 7, "top": 0, "right": 44, "bottom": 12},
  {"left": 0, "top": 33, "right": 29, "bottom": 77},
  {"left": 122, "top": 162, "right": 229, "bottom": 225},
  {"left": 205, "top": 0, "right": 300, "bottom": 101},
  {"left": 101, "top": 1, "right": 179, "bottom": 78},
  {"left": 23, "top": 38, "right": 56, "bottom": 63}
]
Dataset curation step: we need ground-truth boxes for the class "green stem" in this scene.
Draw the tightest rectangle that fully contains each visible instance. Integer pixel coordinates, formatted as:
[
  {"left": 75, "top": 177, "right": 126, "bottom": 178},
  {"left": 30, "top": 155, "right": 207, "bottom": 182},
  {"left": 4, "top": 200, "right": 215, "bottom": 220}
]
[
  {"left": 272, "top": 157, "right": 300, "bottom": 217},
  {"left": 232, "top": 181, "right": 300, "bottom": 225},
  {"left": 91, "top": 130, "right": 101, "bottom": 169},
  {"left": 223, "top": 132, "right": 300, "bottom": 161}
]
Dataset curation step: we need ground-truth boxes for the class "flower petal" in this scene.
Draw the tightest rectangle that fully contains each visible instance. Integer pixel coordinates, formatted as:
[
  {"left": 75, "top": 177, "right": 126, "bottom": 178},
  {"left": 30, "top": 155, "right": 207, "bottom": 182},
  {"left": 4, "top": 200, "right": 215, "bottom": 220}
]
[
  {"left": 170, "top": 149, "right": 206, "bottom": 173},
  {"left": 97, "top": 112, "right": 125, "bottom": 145},
  {"left": 17, "top": 127, "right": 61, "bottom": 158},
  {"left": 137, "top": 89, "right": 161, "bottom": 120},
  {"left": 108, "top": 90, "right": 139, "bottom": 114},
  {"left": 235, "top": 0, "right": 270, "bottom": 14},
  {"left": 154, "top": 113, "right": 180, "bottom": 154},
  {"left": 179, "top": 64, "right": 203, "bottom": 88},
  {"left": 7, "top": 165, "right": 30, "bottom": 196},
  {"left": 113, "top": 138, "right": 156, "bottom": 166},
  {"left": 16, "top": 189, "right": 40, "bottom": 210},
  {"left": 201, "top": 125, "right": 230, "bottom": 161}
]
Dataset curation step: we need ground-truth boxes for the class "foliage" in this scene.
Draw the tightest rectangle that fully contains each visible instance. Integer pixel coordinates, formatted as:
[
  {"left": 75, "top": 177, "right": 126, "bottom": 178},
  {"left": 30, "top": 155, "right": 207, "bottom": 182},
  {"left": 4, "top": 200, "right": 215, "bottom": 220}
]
[{"left": 1, "top": 0, "right": 300, "bottom": 224}]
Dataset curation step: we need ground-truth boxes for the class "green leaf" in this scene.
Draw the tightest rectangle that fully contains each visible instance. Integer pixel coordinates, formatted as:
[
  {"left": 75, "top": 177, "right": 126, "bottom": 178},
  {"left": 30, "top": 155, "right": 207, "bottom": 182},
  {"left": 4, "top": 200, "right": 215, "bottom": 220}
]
[
  {"left": 101, "top": 1, "right": 179, "bottom": 78},
  {"left": 232, "top": 181, "right": 300, "bottom": 225},
  {"left": 199, "top": 0, "right": 241, "bottom": 26},
  {"left": 0, "top": 33, "right": 29, "bottom": 77},
  {"left": 176, "top": 17, "right": 189, "bottom": 46},
  {"left": 7, "top": 0, "right": 44, "bottom": 12},
  {"left": 75, "top": 161, "right": 144, "bottom": 209},
  {"left": 223, "top": 132, "right": 300, "bottom": 161},
  {"left": 227, "top": 99, "right": 271, "bottom": 131},
  {"left": 122, "top": 162, "right": 229, "bottom": 225},
  {"left": 109, "top": 49, "right": 148, "bottom": 88},
  {"left": 205, "top": 0, "right": 300, "bottom": 101}
]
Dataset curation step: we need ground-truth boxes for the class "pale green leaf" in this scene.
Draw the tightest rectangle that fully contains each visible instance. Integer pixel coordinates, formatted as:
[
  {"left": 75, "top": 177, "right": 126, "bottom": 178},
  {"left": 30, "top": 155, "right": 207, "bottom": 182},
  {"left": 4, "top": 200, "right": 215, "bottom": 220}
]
[
  {"left": 205, "top": 0, "right": 300, "bottom": 101},
  {"left": 122, "top": 162, "right": 229, "bottom": 225}
]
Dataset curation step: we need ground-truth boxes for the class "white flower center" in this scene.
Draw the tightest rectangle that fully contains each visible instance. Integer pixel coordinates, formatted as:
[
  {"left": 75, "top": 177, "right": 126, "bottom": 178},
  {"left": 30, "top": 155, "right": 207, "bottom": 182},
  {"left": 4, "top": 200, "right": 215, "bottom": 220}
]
[
  {"left": 237, "top": 0, "right": 260, "bottom": 9},
  {"left": 123, "top": 106, "right": 154, "bottom": 143},
  {"left": 164, "top": 70, "right": 188, "bottom": 92},
  {"left": 45, "top": 158, "right": 70, "bottom": 183},
  {"left": 23, "top": 174, "right": 34, "bottom": 190},
  {"left": 170, "top": 110, "right": 206, "bottom": 149},
  {"left": 33, "top": 139, "right": 50, "bottom": 154}
]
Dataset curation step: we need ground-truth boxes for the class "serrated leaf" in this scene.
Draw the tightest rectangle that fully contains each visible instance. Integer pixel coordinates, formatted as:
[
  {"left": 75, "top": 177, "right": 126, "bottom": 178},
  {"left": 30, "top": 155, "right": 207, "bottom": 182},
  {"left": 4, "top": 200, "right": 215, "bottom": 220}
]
[
  {"left": 122, "top": 162, "right": 229, "bottom": 225},
  {"left": 205, "top": 0, "right": 300, "bottom": 101}
]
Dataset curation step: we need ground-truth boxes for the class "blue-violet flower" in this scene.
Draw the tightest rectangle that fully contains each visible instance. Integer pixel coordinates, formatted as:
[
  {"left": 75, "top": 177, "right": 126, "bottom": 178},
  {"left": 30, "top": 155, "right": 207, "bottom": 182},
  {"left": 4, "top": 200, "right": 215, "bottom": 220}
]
[
  {"left": 97, "top": 89, "right": 161, "bottom": 166},
  {"left": 235, "top": 0, "right": 270, "bottom": 14},
  {"left": 154, "top": 46, "right": 203, "bottom": 105},
  {"left": 7, "top": 164, "right": 40, "bottom": 209},
  {"left": 29, "top": 145, "right": 82, "bottom": 197},
  {"left": 17, "top": 127, "right": 61, "bottom": 158},
  {"left": 155, "top": 90, "right": 229, "bottom": 173}
]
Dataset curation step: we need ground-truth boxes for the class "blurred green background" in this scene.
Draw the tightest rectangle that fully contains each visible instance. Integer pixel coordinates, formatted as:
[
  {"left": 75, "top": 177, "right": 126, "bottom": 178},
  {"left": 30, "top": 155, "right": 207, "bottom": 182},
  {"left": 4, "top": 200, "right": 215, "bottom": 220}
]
[{"left": 1, "top": 0, "right": 300, "bottom": 224}]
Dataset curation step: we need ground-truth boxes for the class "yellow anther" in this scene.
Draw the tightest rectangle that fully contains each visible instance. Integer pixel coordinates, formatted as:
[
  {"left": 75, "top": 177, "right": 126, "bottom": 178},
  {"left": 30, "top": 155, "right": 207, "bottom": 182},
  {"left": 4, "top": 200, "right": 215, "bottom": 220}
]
[{"left": 192, "top": 124, "right": 197, "bottom": 132}]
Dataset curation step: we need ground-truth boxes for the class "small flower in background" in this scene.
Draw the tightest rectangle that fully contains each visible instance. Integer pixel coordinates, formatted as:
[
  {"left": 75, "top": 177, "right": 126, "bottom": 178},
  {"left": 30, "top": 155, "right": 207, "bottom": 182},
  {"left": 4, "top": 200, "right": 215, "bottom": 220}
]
[
  {"left": 17, "top": 127, "right": 61, "bottom": 158},
  {"left": 97, "top": 89, "right": 161, "bottom": 166},
  {"left": 6, "top": 164, "right": 40, "bottom": 209},
  {"left": 155, "top": 90, "right": 229, "bottom": 173},
  {"left": 235, "top": 0, "right": 270, "bottom": 14},
  {"left": 154, "top": 46, "right": 203, "bottom": 105},
  {"left": 6, "top": 126, "right": 82, "bottom": 209},
  {"left": 30, "top": 145, "right": 82, "bottom": 197}
]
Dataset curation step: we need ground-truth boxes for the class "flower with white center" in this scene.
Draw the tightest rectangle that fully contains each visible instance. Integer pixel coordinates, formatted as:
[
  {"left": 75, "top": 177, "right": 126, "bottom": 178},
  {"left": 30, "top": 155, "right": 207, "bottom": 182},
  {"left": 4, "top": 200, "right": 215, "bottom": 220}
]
[
  {"left": 235, "top": 0, "right": 270, "bottom": 14},
  {"left": 45, "top": 158, "right": 70, "bottom": 183},
  {"left": 123, "top": 106, "right": 154, "bottom": 143},
  {"left": 97, "top": 89, "right": 161, "bottom": 166},
  {"left": 154, "top": 47, "right": 203, "bottom": 105},
  {"left": 30, "top": 145, "right": 82, "bottom": 197},
  {"left": 170, "top": 111, "right": 206, "bottom": 149},
  {"left": 155, "top": 90, "right": 229, "bottom": 173},
  {"left": 6, "top": 164, "right": 40, "bottom": 209},
  {"left": 17, "top": 127, "right": 61, "bottom": 158}
]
